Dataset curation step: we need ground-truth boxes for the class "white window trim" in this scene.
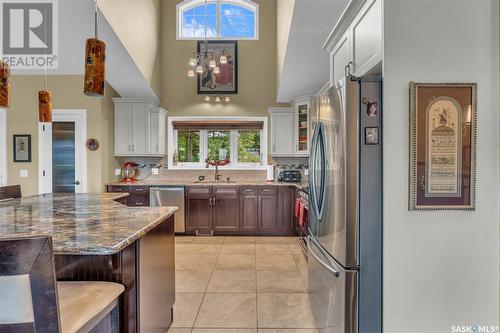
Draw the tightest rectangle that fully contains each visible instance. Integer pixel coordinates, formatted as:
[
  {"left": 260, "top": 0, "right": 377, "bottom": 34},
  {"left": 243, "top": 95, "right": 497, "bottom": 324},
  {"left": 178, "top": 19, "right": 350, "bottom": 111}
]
[
  {"left": 0, "top": 109, "right": 7, "bottom": 186},
  {"left": 176, "top": 0, "right": 259, "bottom": 40},
  {"left": 168, "top": 116, "right": 268, "bottom": 170}
]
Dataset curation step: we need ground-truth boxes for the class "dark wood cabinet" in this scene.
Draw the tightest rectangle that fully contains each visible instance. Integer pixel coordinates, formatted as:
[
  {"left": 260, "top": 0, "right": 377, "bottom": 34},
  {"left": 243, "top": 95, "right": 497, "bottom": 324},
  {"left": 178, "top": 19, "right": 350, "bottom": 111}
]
[
  {"left": 186, "top": 186, "right": 213, "bottom": 235},
  {"left": 213, "top": 187, "right": 240, "bottom": 232},
  {"left": 279, "top": 186, "right": 296, "bottom": 235},
  {"left": 239, "top": 187, "right": 258, "bottom": 232},
  {"left": 258, "top": 194, "right": 278, "bottom": 233},
  {"left": 107, "top": 185, "right": 150, "bottom": 207}
]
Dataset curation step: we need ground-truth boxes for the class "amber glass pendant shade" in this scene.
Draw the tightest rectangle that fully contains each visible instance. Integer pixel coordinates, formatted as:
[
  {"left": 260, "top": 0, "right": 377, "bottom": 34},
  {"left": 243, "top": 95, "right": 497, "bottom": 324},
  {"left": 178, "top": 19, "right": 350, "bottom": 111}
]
[
  {"left": 0, "top": 60, "right": 11, "bottom": 108},
  {"left": 38, "top": 90, "right": 52, "bottom": 122},
  {"left": 84, "top": 38, "right": 106, "bottom": 97}
]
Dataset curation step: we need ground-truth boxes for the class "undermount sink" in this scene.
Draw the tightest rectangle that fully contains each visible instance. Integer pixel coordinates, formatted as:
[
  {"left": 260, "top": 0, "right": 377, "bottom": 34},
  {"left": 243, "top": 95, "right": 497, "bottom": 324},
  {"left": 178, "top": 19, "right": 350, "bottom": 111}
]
[{"left": 193, "top": 180, "right": 237, "bottom": 184}]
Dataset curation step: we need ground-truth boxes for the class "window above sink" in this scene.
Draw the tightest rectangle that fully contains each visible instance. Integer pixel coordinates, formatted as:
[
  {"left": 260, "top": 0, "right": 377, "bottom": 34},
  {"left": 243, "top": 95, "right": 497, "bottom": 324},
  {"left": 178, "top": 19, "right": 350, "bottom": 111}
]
[{"left": 168, "top": 117, "right": 268, "bottom": 170}]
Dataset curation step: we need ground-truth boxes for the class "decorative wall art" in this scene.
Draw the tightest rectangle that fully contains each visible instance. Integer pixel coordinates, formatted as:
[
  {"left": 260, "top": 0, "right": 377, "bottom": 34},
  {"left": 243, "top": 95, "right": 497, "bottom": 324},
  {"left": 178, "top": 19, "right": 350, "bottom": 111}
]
[
  {"left": 409, "top": 82, "right": 477, "bottom": 210},
  {"left": 13, "top": 135, "right": 32, "bottom": 162},
  {"left": 197, "top": 40, "right": 238, "bottom": 94}
]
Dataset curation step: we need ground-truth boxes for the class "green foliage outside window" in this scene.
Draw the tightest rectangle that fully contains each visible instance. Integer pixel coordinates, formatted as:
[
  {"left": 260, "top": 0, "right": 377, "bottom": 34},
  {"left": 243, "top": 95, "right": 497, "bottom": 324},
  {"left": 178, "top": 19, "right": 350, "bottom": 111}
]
[
  {"left": 238, "top": 130, "right": 261, "bottom": 163},
  {"left": 208, "top": 130, "right": 231, "bottom": 161},
  {"left": 177, "top": 130, "right": 200, "bottom": 162}
]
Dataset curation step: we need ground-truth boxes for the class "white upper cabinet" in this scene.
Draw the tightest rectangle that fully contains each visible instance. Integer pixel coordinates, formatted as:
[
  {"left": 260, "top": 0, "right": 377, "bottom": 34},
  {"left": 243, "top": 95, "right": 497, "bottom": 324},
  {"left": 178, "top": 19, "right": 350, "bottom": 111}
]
[
  {"left": 325, "top": 0, "right": 382, "bottom": 84},
  {"left": 114, "top": 98, "right": 167, "bottom": 156}
]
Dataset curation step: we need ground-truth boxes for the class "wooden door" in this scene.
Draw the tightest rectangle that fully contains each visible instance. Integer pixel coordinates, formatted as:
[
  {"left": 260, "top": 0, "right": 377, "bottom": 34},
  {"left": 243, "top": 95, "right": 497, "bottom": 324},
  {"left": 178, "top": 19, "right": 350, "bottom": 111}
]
[
  {"left": 213, "top": 186, "right": 240, "bottom": 233},
  {"left": 258, "top": 194, "right": 277, "bottom": 234},
  {"left": 239, "top": 187, "right": 258, "bottom": 232},
  {"left": 186, "top": 186, "right": 213, "bottom": 235}
]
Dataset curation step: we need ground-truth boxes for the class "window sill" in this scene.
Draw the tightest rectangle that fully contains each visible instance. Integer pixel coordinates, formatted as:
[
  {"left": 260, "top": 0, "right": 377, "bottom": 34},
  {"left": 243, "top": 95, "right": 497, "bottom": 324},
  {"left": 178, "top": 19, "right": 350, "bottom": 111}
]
[{"left": 168, "top": 165, "right": 268, "bottom": 171}]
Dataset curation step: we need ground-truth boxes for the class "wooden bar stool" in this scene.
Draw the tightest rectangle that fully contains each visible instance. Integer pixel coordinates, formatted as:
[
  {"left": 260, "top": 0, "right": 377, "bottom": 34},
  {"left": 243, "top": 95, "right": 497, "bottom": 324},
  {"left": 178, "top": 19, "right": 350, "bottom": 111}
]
[
  {"left": 0, "top": 185, "right": 22, "bottom": 201},
  {"left": 0, "top": 235, "right": 124, "bottom": 333}
]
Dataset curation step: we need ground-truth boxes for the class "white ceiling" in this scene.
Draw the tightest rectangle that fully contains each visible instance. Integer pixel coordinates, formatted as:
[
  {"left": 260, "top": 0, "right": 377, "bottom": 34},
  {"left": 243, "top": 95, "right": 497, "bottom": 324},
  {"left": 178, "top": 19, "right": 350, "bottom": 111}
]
[
  {"left": 277, "top": 0, "right": 349, "bottom": 102},
  {"left": 12, "top": 0, "right": 157, "bottom": 100}
]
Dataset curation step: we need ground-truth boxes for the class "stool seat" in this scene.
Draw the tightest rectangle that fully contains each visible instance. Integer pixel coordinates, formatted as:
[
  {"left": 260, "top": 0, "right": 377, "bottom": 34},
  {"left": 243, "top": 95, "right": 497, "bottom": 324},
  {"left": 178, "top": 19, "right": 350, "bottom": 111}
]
[{"left": 57, "top": 281, "right": 124, "bottom": 333}]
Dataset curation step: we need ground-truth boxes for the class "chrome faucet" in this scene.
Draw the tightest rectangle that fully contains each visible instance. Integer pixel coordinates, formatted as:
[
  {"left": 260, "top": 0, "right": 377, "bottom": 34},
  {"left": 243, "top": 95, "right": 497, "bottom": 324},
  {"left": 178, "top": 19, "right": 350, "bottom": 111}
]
[{"left": 205, "top": 158, "right": 221, "bottom": 181}]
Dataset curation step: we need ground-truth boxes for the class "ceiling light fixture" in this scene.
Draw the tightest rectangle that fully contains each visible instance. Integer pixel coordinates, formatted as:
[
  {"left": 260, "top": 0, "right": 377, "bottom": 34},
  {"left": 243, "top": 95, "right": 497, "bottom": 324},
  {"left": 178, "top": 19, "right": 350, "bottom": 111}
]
[
  {"left": 0, "top": 60, "right": 10, "bottom": 108},
  {"left": 39, "top": 3, "right": 52, "bottom": 123},
  {"left": 205, "top": 96, "right": 211, "bottom": 102},
  {"left": 84, "top": 0, "right": 106, "bottom": 97},
  {"left": 224, "top": 96, "right": 230, "bottom": 102},
  {"left": 215, "top": 96, "right": 221, "bottom": 103}
]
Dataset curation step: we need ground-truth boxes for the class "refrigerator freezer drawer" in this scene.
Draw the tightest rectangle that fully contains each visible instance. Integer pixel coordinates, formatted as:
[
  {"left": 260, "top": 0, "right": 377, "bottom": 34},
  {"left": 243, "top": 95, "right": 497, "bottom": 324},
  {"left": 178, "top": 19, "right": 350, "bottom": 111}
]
[{"left": 308, "top": 236, "right": 358, "bottom": 333}]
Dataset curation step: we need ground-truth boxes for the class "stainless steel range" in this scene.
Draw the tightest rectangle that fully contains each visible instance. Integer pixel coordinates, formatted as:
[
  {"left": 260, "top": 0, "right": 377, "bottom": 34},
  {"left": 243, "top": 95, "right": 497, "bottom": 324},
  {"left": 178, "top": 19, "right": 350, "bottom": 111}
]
[{"left": 308, "top": 76, "right": 382, "bottom": 332}]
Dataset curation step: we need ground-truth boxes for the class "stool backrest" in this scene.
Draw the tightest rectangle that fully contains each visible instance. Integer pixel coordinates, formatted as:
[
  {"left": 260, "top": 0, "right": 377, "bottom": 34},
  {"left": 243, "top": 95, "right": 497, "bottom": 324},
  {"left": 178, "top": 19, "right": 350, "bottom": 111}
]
[
  {"left": 0, "top": 235, "right": 60, "bottom": 333},
  {"left": 0, "top": 185, "right": 22, "bottom": 201}
]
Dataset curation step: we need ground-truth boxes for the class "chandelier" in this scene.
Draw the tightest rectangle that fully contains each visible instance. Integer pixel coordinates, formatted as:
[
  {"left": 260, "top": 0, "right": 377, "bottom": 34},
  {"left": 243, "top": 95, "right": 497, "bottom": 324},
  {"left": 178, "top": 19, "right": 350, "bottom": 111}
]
[{"left": 186, "top": 0, "right": 228, "bottom": 78}]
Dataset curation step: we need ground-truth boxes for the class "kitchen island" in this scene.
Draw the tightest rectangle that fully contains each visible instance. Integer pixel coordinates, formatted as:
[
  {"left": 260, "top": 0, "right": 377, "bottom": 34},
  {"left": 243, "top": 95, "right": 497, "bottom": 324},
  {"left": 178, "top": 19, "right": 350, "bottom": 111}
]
[{"left": 0, "top": 193, "right": 178, "bottom": 332}]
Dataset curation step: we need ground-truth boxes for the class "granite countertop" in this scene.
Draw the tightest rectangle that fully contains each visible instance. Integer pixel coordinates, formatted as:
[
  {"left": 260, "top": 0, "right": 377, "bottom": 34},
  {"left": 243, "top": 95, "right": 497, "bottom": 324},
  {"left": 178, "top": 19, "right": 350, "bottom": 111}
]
[
  {"left": 111, "top": 180, "right": 308, "bottom": 189},
  {"left": 0, "top": 193, "right": 177, "bottom": 255}
]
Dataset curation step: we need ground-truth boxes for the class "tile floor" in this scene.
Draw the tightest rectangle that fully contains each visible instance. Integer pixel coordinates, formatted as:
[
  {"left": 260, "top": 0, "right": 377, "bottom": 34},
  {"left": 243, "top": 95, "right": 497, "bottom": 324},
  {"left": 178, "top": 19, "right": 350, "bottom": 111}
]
[{"left": 169, "top": 236, "right": 318, "bottom": 333}]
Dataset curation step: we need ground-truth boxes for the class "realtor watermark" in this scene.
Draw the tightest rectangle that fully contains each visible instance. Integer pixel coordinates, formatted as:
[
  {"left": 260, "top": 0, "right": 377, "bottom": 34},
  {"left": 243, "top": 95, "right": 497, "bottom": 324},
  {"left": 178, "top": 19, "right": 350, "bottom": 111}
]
[
  {"left": 451, "top": 325, "right": 499, "bottom": 333},
  {"left": 0, "top": 0, "right": 58, "bottom": 69}
]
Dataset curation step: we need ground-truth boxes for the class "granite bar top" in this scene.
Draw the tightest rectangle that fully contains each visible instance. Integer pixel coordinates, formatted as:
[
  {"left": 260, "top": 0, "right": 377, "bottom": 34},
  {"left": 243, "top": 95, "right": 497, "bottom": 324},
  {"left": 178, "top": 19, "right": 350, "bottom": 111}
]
[{"left": 0, "top": 193, "right": 177, "bottom": 255}]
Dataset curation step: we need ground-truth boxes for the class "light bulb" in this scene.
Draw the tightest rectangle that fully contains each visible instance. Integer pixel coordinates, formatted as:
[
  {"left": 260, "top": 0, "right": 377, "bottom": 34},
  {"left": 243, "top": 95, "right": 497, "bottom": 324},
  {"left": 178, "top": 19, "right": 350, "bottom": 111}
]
[
  {"left": 213, "top": 66, "right": 220, "bottom": 74},
  {"left": 188, "top": 57, "right": 197, "bottom": 67},
  {"left": 215, "top": 96, "right": 221, "bottom": 103},
  {"left": 219, "top": 55, "right": 227, "bottom": 64},
  {"left": 187, "top": 70, "right": 195, "bottom": 77},
  {"left": 196, "top": 65, "right": 203, "bottom": 74},
  {"left": 205, "top": 96, "right": 211, "bottom": 102},
  {"left": 225, "top": 96, "right": 230, "bottom": 102},
  {"left": 209, "top": 59, "right": 216, "bottom": 69}
]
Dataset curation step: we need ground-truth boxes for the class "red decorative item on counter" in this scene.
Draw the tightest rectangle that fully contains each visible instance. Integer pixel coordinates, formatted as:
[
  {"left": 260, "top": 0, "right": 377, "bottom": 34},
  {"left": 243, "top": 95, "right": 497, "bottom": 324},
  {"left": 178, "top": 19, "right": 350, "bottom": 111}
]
[
  {"left": 207, "top": 159, "right": 231, "bottom": 166},
  {"left": 121, "top": 162, "right": 138, "bottom": 182}
]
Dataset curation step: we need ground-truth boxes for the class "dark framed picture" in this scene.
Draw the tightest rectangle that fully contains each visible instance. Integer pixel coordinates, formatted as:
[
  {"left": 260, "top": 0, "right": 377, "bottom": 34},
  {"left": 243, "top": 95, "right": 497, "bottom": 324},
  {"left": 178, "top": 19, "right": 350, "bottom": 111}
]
[
  {"left": 409, "top": 82, "right": 477, "bottom": 210},
  {"left": 365, "top": 127, "right": 379, "bottom": 145},
  {"left": 197, "top": 40, "right": 238, "bottom": 94},
  {"left": 13, "top": 134, "right": 31, "bottom": 162}
]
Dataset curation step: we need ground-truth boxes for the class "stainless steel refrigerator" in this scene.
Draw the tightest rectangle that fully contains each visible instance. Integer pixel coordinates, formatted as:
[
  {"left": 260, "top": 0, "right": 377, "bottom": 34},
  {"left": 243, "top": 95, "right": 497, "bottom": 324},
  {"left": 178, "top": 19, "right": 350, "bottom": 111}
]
[{"left": 308, "top": 76, "right": 382, "bottom": 333}]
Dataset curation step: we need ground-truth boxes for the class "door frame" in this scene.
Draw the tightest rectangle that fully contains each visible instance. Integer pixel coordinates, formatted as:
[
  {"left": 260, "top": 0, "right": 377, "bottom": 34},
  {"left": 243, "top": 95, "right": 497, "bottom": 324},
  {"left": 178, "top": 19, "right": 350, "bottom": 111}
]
[
  {"left": 0, "top": 109, "right": 7, "bottom": 186},
  {"left": 38, "top": 109, "right": 87, "bottom": 194}
]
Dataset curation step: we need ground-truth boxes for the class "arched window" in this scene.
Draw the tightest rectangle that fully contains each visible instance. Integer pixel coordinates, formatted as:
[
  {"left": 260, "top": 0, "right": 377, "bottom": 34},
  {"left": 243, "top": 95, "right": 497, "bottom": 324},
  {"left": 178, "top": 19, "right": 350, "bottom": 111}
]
[{"left": 177, "top": 0, "right": 259, "bottom": 40}]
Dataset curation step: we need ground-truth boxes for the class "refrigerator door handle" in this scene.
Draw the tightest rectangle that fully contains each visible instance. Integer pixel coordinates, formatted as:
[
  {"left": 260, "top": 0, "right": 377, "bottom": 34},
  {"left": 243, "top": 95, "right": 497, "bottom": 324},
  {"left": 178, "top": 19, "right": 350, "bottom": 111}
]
[
  {"left": 309, "top": 123, "right": 321, "bottom": 220},
  {"left": 316, "top": 123, "right": 327, "bottom": 221},
  {"left": 307, "top": 235, "right": 340, "bottom": 278}
]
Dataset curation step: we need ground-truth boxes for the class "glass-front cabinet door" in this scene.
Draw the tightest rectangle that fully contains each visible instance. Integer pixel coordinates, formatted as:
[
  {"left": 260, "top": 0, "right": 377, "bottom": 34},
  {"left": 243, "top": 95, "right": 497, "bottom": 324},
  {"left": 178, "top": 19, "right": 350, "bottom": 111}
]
[{"left": 294, "top": 98, "right": 312, "bottom": 155}]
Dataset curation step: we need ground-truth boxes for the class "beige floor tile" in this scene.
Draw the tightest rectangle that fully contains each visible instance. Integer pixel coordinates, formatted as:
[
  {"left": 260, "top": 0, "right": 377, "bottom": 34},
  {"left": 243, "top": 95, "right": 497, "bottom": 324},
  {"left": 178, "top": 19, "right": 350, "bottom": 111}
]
[
  {"left": 176, "top": 236, "right": 196, "bottom": 244},
  {"left": 176, "top": 243, "right": 190, "bottom": 255},
  {"left": 185, "top": 244, "right": 223, "bottom": 256},
  {"left": 195, "top": 293, "right": 257, "bottom": 328},
  {"left": 221, "top": 244, "right": 256, "bottom": 254},
  {"left": 192, "top": 237, "right": 226, "bottom": 244},
  {"left": 288, "top": 242, "right": 303, "bottom": 255},
  {"left": 257, "top": 294, "right": 316, "bottom": 329},
  {"left": 257, "top": 270, "right": 306, "bottom": 293},
  {"left": 207, "top": 270, "right": 256, "bottom": 293},
  {"left": 224, "top": 236, "right": 256, "bottom": 244},
  {"left": 256, "top": 254, "right": 297, "bottom": 271},
  {"left": 216, "top": 254, "right": 256, "bottom": 270},
  {"left": 255, "top": 244, "right": 291, "bottom": 255},
  {"left": 259, "top": 328, "right": 319, "bottom": 333},
  {"left": 193, "top": 329, "right": 257, "bottom": 333},
  {"left": 176, "top": 270, "right": 213, "bottom": 292},
  {"left": 171, "top": 292, "right": 204, "bottom": 328},
  {"left": 255, "top": 237, "right": 298, "bottom": 244},
  {"left": 293, "top": 254, "right": 308, "bottom": 271},
  {"left": 298, "top": 269, "right": 309, "bottom": 289},
  {"left": 168, "top": 328, "right": 192, "bottom": 333},
  {"left": 177, "top": 254, "right": 218, "bottom": 271}
]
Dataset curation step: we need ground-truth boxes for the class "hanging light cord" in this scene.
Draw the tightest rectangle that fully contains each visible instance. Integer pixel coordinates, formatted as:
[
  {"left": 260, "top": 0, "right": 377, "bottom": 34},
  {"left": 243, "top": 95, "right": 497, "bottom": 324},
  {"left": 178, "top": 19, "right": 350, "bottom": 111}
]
[
  {"left": 43, "top": 1, "right": 48, "bottom": 90},
  {"left": 94, "top": 0, "right": 98, "bottom": 39}
]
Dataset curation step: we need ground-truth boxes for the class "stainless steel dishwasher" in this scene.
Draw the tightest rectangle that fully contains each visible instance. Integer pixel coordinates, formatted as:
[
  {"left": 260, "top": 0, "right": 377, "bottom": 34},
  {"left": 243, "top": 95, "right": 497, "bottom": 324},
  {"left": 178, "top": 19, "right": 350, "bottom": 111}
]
[{"left": 150, "top": 187, "right": 185, "bottom": 233}]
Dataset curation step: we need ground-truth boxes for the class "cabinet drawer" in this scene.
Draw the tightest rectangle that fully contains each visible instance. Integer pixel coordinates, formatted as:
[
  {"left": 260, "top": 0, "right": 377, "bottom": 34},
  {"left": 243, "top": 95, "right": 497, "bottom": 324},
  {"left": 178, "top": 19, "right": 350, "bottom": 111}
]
[
  {"left": 258, "top": 186, "right": 278, "bottom": 195},
  {"left": 128, "top": 194, "right": 149, "bottom": 206},
  {"left": 108, "top": 185, "right": 129, "bottom": 193},
  {"left": 240, "top": 187, "right": 257, "bottom": 195},
  {"left": 130, "top": 186, "right": 149, "bottom": 195},
  {"left": 187, "top": 186, "right": 212, "bottom": 195}
]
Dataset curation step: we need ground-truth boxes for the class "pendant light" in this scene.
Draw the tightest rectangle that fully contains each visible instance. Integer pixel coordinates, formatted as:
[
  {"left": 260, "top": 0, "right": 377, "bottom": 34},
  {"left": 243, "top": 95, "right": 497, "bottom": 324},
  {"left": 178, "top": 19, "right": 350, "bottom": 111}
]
[
  {"left": 39, "top": 4, "right": 52, "bottom": 123},
  {"left": 0, "top": 60, "right": 10, "bottom": 108},
  {"left": 84, "top": 0, "right": 106, "bottom": 97}
]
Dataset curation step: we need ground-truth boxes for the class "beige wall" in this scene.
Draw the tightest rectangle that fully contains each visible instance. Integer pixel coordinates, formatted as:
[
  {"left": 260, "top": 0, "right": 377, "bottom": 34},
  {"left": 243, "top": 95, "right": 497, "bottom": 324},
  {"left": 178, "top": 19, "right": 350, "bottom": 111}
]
[
  {"left": 276, "top": 0, "right": 295, "bottom": 91},
  {"left": 98, "top": 0, "right": 161, "bottom": 96},
  {"left": 160, "top": 0, "right": 288, "bottom": 118},
  {"left": 6, "top": 76, "right": 120, "bottom": 196}
]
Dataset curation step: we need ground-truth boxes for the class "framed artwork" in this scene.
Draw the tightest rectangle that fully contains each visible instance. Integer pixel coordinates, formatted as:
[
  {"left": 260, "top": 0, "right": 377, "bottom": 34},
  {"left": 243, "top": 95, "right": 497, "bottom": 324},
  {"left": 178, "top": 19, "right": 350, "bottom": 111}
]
[
  {"left": 197, "top": 40, "right": 238, "bottom": 94},
  {"left": 409, "top": 82, "right": 477, "bottom": 210},
  {"left": 365, "top": 127, "right": 379, "bottom": 145},
  {"left": 13, "top": 134, "right": 31, "bottom": 162}
]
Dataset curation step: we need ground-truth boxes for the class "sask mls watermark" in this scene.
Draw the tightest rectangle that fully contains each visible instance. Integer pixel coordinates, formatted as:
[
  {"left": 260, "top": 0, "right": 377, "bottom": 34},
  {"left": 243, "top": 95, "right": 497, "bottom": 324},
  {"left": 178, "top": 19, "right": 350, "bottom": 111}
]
[
  {"left": 0, "top": 0, "right": 58, "bottom": 69},
  {"left": 452, "top": 325, "right": 499, "bottom": 333}
]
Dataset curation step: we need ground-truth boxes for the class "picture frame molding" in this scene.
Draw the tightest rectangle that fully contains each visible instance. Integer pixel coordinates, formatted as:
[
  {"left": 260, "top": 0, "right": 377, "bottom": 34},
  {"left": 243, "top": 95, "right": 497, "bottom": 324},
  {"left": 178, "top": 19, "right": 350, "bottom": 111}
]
[{"left": 409, "top": 81, "right": 477, "bottom": 211}]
